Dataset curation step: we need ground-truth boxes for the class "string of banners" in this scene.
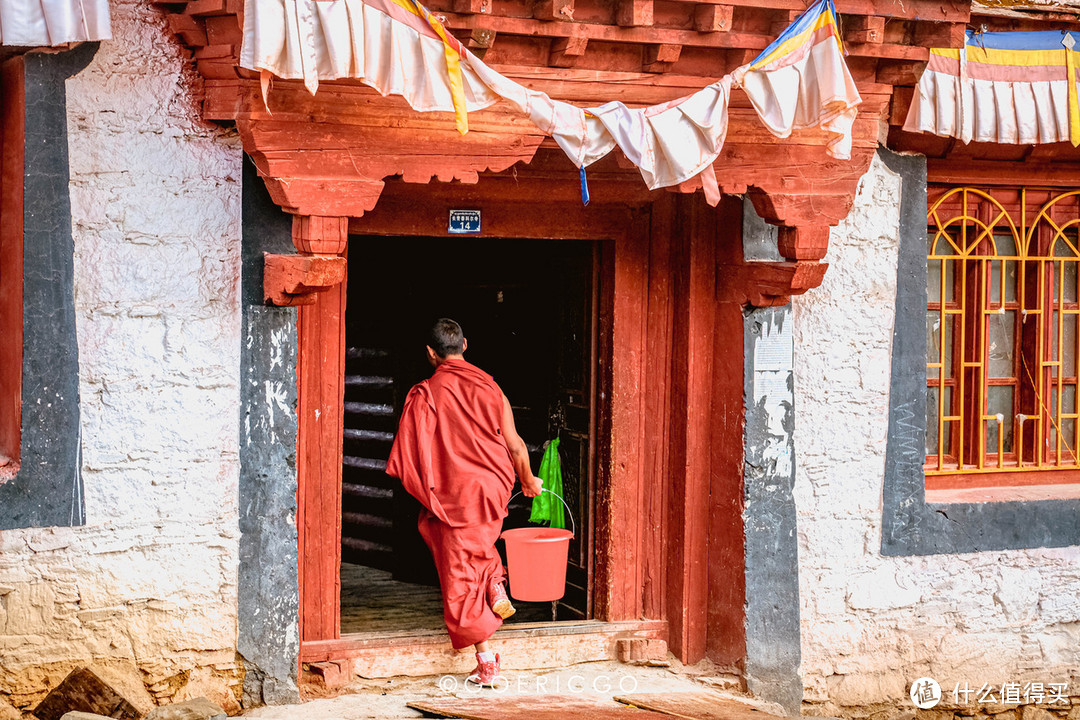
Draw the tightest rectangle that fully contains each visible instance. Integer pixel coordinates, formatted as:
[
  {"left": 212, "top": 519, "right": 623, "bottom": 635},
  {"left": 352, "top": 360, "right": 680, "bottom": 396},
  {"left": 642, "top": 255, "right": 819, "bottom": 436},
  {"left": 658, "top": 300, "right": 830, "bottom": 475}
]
[{"left": 239, "top": 0, "right": 862, "bottom": 204}]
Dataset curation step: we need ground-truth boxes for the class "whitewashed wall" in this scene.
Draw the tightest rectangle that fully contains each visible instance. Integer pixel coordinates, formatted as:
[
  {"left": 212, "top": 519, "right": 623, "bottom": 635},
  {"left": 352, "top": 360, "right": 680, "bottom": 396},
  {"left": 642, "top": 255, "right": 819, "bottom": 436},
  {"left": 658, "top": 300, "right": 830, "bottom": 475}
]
[
  {"left": 792, "top": 154, "right": 1080, "bottom": 716},
  {"left": 0, "top": 0, "right": 243, "bottom": 716}
]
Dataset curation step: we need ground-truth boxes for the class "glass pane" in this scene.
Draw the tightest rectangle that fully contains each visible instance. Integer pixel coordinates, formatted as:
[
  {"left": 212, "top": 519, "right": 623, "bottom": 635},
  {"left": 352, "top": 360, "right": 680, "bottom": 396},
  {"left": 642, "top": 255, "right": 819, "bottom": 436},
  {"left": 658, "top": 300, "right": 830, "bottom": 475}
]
[
  {"left": 927, "top": 311, "right": 941, "bottom": 378},
  {"left": 1065, "top": 314, "right": 1077, "bottom": 376},
  {"left": 1052, "top": 310, "right": 1060, "bottom": 362},
  {"left": 1065, "top": 262, "right": 1078, "bottom": 304},
  {"left": 1063, "top": 418, "right": 1077, "bottom": 462},
  {"left": 990, "top": 260, "right": 1002, "bottom": 305},
  {"left": 934, "top": 231, "right": 957, "bottom": 256},
  {"left": 990, "top": 259, "right": 1017, "bottom": 304},
  {"left": 1052, "top": 419, "right": 1078, "bottom": 462},
  {"left": 987, "top": 311, "right": 1016, "bottom": 378},
  {"left": 943, "top": 317, "right": 955, "bottom": 378},
  {"left": 929, "top": 260, "right": 942, "bottom": 303},
  {"left": 1065, "top": 385, "right": 1076, "bottom": 414},
  {"left": 1054, "top": 237, "right": 1078, "bottom": 257},
  {"left": 994, "top": 232, "right": 1017, "bottom": 257},
  {"left": 926, "top": 386, "right": 939, "bottom": 456},
  {"left": 942, "top": 418, "right": 953, "bottom": 456},
  {"left": 987, "top": 385, "right": 1015, "bottom": 453}
]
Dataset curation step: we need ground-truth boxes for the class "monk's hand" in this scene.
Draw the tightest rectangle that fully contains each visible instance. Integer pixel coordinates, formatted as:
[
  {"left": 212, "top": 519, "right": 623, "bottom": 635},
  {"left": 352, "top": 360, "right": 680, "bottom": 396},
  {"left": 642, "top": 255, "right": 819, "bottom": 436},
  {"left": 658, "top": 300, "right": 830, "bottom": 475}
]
[{"left": 522, "top": 474, "right": 543, "bottom": 497}]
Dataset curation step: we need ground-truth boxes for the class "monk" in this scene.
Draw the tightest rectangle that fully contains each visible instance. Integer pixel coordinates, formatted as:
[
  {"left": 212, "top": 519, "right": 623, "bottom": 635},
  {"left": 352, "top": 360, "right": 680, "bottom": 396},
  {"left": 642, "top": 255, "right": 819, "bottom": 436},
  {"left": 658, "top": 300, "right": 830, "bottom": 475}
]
[{"left": 386, "top": 318, "right": 542, "bottom": 687}]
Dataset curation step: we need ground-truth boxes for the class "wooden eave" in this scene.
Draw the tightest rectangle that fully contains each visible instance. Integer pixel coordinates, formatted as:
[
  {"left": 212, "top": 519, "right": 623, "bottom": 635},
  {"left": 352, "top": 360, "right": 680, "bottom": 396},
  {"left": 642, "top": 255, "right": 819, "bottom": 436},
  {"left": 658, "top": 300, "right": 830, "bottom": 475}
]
[
  {"left": 156, "top": 0, "right": 969, "bottom": 304},
  {"left": 887, "top": 5, "right": 1080, "bottom": 179}
]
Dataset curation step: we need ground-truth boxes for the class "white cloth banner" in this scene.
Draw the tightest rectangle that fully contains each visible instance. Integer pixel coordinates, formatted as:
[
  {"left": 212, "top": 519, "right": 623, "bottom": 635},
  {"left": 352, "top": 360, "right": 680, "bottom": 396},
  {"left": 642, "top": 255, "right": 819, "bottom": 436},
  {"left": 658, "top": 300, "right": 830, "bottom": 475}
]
[
  {"left": 0, "top": 0, "right": 111, "bottom": 46},
  {"left": 904, "top": 33, "right": 1080, "bottom": 146}
]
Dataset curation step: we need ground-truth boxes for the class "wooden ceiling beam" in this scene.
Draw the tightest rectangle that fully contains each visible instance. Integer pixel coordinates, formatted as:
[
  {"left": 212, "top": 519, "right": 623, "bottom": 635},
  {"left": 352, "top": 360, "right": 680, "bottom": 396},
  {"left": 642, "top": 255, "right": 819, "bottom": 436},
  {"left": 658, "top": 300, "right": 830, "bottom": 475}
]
[
  {"left": 643, "top": 43, "right": 682, "bottom": 72},
  {"left": 533, "top": 0, "right": 575, "bottom": 20},
  {"left": 440, "top": 12, "right": 772, "bottom": 49},
  {"left": 617, "top": 0, "right": 654, "bottom": 26},
  {"left": 693, "top": 5, "right": 733, "bottom": 32},
  {"left": 844, "top": 15, "right": 884, "bottom": 44}
]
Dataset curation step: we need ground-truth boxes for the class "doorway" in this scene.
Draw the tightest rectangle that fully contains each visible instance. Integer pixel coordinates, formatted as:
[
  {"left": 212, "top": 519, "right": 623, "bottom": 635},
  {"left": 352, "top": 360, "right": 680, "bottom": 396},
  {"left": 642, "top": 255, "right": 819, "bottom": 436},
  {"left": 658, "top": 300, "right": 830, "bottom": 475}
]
[{"left": 339, "top": 236, "right": 597, "bottom": 635}]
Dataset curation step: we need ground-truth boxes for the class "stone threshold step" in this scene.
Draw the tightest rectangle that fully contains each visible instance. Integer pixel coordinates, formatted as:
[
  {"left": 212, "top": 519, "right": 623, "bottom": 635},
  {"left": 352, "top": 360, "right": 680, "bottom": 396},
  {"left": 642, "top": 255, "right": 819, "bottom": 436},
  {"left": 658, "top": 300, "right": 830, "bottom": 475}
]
[{"left": 301, "top": 619, "right": 668, "bottom": 679}]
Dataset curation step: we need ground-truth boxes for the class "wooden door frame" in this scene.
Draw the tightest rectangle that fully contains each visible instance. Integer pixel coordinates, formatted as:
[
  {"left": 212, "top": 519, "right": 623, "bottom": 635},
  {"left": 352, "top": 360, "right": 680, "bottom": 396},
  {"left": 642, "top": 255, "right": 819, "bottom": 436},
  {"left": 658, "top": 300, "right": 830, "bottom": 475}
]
[
  {"left": 292, "top": 179, "right": 754, "bottom": 674},
  {"left": 295, "top": 179, "right": 653, "bottom": 648}
]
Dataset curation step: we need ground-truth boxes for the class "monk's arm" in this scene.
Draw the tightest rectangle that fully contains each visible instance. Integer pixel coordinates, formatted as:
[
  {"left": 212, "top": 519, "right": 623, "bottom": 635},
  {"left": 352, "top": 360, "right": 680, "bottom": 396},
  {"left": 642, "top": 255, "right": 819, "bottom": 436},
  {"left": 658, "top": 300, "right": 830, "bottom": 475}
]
[{"left": 501, "top": 394, "right": 542, "bottom": 497}]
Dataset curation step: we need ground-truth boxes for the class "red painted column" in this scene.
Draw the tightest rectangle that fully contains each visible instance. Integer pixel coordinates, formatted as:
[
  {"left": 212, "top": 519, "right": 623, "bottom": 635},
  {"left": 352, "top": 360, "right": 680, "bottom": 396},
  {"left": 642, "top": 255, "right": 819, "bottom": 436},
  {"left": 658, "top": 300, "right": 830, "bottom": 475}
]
[
  {"left": 0, "top": 58, "right": 25, "bottom": 466},
  {"left": 708, "top": 196, "right": 749, "bottom": 669},
  {"left": 594, "top": 211, "right": 649, "bottom": 622},
  {"left": 665, "top": 195, "right": 716, "bottom": 663},
  {"left": 641, "top": 196, "right": 675, "bottom": 620},
  {"left": 294, "top": 215, "right": 348, "bottom": 643}
]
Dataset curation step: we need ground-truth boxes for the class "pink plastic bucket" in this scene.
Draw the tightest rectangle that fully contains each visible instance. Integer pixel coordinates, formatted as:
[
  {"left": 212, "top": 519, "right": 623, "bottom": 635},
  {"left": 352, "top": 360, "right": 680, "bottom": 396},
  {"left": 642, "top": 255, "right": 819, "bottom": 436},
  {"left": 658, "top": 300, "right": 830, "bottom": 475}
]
[{"left": 500, "top": 526, "right": 574, "bottom": 602}]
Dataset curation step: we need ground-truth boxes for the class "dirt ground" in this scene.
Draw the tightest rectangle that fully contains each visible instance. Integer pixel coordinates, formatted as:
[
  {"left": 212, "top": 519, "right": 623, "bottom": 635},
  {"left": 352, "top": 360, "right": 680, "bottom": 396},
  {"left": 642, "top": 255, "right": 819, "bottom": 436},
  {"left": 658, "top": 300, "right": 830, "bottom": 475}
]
[{"left": 242, "top": 660, "right": 775, "bottom": 720}]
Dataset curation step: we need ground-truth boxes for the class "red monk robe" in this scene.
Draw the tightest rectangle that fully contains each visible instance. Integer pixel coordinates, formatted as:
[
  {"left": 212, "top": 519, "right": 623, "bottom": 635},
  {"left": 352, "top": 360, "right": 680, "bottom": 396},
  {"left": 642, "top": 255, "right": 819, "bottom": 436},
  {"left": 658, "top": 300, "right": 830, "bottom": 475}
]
[{"left": 386, "top": 358, "right": 517, "bottom": 649}]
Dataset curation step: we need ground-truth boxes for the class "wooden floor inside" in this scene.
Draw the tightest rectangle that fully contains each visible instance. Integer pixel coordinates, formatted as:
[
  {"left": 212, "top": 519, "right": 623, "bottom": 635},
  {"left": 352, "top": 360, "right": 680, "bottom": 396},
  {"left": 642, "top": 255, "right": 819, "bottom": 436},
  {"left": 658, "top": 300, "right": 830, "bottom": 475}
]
[{"left": 340, "top": 562, "right": 552, "bottom": 635}]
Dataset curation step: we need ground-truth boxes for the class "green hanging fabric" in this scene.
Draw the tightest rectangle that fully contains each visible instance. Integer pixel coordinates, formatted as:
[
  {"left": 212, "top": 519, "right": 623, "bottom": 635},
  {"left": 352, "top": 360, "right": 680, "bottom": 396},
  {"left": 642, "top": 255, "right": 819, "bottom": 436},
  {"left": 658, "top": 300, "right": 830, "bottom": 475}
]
[{"left": 529, "top": 438, "right": 566, "bottom": 529}]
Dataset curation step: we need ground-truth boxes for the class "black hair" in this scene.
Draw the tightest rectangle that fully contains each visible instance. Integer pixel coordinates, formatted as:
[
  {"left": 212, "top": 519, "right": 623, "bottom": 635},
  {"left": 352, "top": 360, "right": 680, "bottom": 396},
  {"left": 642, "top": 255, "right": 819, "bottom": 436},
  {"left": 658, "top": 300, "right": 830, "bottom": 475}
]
[{"left": 428, "top": 318, "right": 465, "bottom": 358}]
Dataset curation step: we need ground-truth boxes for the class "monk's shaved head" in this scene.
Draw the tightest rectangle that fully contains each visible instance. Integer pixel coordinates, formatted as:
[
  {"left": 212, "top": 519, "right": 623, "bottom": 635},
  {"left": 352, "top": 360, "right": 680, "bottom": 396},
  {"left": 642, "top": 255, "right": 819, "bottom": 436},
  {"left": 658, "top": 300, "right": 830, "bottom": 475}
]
[{"left": 428, "top": 318, "right": 465, "bottom": 358}]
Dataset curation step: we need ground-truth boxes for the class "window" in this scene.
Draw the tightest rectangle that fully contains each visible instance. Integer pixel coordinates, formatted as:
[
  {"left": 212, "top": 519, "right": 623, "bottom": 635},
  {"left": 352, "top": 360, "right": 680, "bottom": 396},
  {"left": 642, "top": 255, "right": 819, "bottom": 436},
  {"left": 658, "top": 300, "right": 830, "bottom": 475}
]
[{"left": 926, "top": 187, "right": 1080, "bottom": 491}]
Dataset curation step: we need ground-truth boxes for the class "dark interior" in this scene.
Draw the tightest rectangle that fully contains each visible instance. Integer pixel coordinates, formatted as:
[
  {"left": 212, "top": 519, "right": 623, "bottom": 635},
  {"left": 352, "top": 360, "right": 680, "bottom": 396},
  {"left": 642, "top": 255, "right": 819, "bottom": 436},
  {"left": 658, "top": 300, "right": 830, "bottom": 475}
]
[{"left": 340, "top": 236, "right": 596, "bottom": 634}]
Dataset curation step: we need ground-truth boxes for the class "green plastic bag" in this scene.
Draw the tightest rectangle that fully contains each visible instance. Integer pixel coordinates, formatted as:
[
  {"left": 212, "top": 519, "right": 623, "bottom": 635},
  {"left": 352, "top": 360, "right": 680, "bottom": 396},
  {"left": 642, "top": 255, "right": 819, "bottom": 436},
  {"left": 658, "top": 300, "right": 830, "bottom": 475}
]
[{"left": 529, "top": 438, "right": 566, "bottom": 529}]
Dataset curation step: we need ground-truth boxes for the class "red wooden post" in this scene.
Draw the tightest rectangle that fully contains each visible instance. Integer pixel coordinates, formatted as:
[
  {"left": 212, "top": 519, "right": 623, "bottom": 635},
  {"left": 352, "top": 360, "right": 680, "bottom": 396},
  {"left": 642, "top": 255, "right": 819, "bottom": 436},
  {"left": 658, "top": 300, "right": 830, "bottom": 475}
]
[
  {"left": 594, "top": 211, "right": 650, "bottom": 623},
  {"left": 295, "top": 215, "right": 348, "bottom": 644},
  {"left": 708, "top": 196, "right": 749, "bottom": 668},
  {"left": 641, "top": 196, "right": 675, "bottom": 620},
  {"left": 0, "top": 58, "right": 25, "bottom": 467},
  {"left": 665, "top": 195, "right": 716, "bottom": 663}
]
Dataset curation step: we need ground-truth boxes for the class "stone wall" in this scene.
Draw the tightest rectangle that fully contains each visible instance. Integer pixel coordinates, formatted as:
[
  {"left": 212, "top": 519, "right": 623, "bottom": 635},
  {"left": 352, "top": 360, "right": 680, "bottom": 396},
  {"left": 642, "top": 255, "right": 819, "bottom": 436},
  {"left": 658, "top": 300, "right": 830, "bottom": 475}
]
[
  {"left": 0, "top": 0, "right": 244, "bottom": 716},
  {"left": 792, "top": 153, "right": 1080, "bottom": 716}
]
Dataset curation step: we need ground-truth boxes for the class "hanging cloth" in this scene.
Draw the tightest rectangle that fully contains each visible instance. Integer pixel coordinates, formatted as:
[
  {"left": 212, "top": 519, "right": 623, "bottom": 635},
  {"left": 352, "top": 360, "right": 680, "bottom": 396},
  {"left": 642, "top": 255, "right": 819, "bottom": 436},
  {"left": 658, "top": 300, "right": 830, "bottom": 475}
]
[{"left": 529, "top": 438, "right": 566, "bottom": 529}]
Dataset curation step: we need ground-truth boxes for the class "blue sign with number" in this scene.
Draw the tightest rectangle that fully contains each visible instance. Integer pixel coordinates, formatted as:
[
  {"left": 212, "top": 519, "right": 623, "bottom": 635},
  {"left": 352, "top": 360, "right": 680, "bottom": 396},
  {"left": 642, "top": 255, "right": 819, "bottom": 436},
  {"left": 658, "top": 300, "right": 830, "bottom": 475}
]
[{"left": 448, "top": 209, "right": 481, "bottom": 234}]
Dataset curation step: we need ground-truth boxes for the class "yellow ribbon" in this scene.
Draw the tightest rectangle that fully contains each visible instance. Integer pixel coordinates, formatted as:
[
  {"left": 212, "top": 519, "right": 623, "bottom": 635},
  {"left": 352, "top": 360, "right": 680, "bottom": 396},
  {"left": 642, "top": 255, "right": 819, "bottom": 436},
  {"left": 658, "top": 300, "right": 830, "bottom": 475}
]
[{"left": 408, "top": 0, "right": 469, "bottom": 134}]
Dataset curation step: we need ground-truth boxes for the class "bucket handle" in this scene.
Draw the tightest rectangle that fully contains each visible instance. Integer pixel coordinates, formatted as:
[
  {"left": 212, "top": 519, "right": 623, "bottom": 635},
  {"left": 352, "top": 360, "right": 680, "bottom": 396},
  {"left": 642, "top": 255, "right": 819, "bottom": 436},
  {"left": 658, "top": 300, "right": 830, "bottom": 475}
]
[{"left": 508, "top": 488, "right": 576, "bottom": 538}]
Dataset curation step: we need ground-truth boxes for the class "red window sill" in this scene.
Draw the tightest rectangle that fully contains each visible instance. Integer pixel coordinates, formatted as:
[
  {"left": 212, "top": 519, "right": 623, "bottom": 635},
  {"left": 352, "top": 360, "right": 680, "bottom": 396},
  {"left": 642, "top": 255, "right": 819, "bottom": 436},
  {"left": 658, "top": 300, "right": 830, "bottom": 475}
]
[{"left": 926, "top": 483, "right": 1080, "bottom": 503}]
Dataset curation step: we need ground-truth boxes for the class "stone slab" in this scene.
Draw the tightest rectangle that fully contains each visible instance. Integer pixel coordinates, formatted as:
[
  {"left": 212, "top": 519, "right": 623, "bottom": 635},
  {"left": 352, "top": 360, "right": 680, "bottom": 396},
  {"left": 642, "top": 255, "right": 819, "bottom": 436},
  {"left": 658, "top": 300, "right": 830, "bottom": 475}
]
[
  {"left": 144, "top": 697, "right": 227, "bottom": 720},
  {"left": 32, "top": 668, "right": 140, "bottom": 720},
  {"left": 614, "top": 692, "right": 786, "bottom": 720}
]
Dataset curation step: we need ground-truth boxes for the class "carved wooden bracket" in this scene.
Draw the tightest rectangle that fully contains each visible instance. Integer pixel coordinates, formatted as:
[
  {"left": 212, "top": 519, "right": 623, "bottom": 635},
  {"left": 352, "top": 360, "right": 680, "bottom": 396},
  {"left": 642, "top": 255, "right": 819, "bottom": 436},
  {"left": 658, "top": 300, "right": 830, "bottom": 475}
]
[
  {"left": 745, "top": 261, "right": 829, "bottom": 306},
  {"left": 777, "top": 224, "right": 830, "bottom": 261},
  {"left": 293, "top": 215, "right": 349, "bottom": 255},
  {"left": 264, "top": 253, "right": 347, "bottom": 306}
]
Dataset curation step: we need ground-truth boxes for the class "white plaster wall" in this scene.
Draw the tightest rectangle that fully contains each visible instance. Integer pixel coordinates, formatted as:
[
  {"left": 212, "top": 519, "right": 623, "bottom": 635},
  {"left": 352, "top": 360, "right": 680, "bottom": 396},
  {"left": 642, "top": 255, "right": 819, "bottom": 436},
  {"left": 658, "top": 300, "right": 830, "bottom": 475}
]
[
  {"left": 793, "top": 153, "right": 1080, "bottom": 714},
  {"left": 0, "top": 0, "right": 243, "bottom": 716}
]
